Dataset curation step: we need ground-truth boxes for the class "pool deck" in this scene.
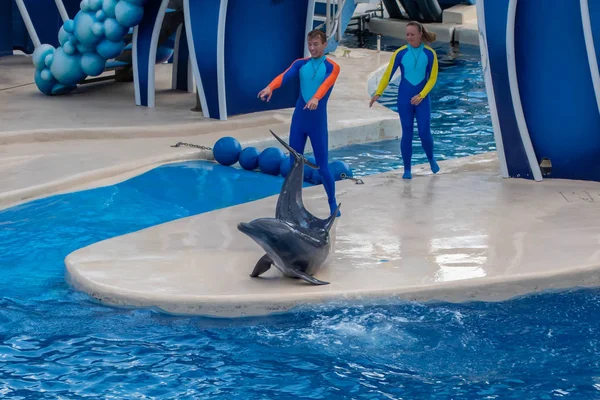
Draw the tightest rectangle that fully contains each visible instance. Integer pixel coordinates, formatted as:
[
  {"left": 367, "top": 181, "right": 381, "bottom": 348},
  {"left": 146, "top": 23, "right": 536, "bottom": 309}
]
[
  {"left": 65, "top": 152, "right": 600, "bottom": 317},
  {"left": 0, "top": 47, "right": 398, "bottom": 209},
  {"left": 4, "top": 40, "right": 600, "bottom": 318}
]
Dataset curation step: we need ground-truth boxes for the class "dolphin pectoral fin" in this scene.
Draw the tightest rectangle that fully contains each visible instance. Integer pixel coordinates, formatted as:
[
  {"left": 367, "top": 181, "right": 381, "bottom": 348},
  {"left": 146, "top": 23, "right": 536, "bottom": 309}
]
[
  {"left": 324, "top": 203, "right": 341, "bottom": 232},
  {"left": 305, "top": 160, "right": 319, "bottom": 170},
  {"left": 287, "top": 268, "right": 330, "bottom": 286},
  {"left": 269, "top": 130, "right": 319, "bottom": 170},
  {"left": 250, "top": 254, "right": 272, "bottom": 277}
]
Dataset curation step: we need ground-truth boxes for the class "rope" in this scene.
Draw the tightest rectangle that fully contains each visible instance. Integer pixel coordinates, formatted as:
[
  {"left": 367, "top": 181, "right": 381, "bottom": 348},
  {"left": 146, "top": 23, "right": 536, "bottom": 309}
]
[
  {"left": 0, "top": 82, "right": 35, "bottom": 92},
  {"left": 170, "top": 142, "right": 212, "bottom": 151},
  {"left": 341, "top": 173, "right": 364, "bottom": 184}
]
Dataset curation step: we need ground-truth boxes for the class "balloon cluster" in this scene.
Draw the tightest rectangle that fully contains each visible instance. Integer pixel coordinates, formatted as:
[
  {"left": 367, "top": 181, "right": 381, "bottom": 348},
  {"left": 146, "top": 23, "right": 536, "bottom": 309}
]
[
  {"left": 212, "top": 136, "right": 353, "bottom": 184},
  {"left": 32, "top": 0, "right": 148, "bottom": 95}
]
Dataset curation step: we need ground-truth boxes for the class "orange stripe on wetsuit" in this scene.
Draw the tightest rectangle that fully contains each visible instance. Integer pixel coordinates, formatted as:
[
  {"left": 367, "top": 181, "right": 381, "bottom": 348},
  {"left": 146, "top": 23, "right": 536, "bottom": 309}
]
[
  {"left": 267, "top": 57, "right": 340, "bottom": 103},
  {"left": 267, "top": 58, "right": 309, "bottom": 91},
  {"left": 313, "top": 58, "right": 340, "bottom": 100}
]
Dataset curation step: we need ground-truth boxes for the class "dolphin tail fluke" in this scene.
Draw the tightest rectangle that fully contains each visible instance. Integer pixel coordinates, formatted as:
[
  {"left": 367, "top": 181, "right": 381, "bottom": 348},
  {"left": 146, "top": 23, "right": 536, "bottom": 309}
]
[
  {"left": 269, "top": 130, "right": 319, "bottom": 170},
  {"left": 324, "top": 203, "right": 341, "bottom": 232},
  {"left": 250, "top": 254, "right": 272, "bottom": 277},
  {"left": 288, "top": 269, "right": 330, "bottom": 285}
]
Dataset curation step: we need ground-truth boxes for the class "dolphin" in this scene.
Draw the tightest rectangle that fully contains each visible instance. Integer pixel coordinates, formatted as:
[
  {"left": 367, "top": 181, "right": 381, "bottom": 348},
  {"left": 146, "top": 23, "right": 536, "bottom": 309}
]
[{"left": 236, "top": 130, "right": 341, "bottom": 285}]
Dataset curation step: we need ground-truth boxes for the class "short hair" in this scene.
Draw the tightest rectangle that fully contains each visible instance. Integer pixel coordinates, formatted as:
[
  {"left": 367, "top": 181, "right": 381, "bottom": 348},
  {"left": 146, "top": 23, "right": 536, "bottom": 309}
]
[{"left": 307, "top": 29, "right": 327, "bottom": 44}]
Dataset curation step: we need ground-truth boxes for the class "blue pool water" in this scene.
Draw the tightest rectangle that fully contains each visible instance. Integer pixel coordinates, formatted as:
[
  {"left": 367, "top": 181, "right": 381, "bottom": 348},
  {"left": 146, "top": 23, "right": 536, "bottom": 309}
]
[
  {"left": 2, "top": 37, "right": 600, "bottom": 398},
  {"left": 3, "top": 162, "right": 600, "bottom": 398}
]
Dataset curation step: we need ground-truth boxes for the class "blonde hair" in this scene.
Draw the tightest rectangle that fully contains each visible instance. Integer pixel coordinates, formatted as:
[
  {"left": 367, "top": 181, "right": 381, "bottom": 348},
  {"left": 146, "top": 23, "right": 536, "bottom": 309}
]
[{"left": 407, "top": 21, "right": 437, "bottom": 44}]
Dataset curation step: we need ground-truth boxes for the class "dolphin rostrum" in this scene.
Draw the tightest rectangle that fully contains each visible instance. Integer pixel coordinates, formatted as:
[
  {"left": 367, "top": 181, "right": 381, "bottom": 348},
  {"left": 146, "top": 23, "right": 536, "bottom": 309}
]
[{"left": 237, "top": 130, "right": 341, "bottom": 285}]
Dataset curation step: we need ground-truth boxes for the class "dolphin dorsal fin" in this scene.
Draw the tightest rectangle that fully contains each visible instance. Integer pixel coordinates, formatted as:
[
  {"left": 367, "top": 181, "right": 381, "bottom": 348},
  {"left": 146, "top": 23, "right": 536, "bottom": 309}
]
[{"left": 271, "top": 129, "right": 326, "bottom": 227}]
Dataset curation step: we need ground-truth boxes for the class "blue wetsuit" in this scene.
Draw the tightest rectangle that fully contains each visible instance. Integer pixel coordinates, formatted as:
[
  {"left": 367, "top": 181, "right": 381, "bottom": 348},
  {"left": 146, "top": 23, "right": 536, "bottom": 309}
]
[
  {"left": 375, "top": 44, "right": 439, "bottom": 179},
  {"left": 268, "top": 56, "right": 341, "bottom": 215}
]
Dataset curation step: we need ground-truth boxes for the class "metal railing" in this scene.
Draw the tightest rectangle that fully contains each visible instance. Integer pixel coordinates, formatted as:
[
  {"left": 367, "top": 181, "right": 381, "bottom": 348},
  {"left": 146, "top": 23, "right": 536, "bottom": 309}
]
[{"left": 314, "top": 0, "right": 348, "bottom": 43}]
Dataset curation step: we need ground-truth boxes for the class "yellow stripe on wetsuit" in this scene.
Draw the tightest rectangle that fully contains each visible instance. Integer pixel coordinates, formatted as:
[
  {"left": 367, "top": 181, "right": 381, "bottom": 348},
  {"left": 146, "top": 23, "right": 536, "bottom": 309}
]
[
  {"left": 419, "top": 45, "right": 438, "bottom": 98},
  {"left": 375, "top": 44, "right": 438, "bottom": 99}
]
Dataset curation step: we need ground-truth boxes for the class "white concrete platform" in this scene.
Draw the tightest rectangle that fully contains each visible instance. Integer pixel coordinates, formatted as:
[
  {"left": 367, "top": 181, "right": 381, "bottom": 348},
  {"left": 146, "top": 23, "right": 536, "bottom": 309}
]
[
  {"left": 365, "top": 4, "right": 481, "bottom": 46},
  {"left": 0, "top": 47, "right": 399, "bottom": 209},
  {"left": 442, "top": 4, "right": 477, "bottom": 24},
  {"left": 368, "top": 18, "right": 458, "bottom": 43},
  {"left": 66, "top": 153, "right": 600, "bottom": 318}
]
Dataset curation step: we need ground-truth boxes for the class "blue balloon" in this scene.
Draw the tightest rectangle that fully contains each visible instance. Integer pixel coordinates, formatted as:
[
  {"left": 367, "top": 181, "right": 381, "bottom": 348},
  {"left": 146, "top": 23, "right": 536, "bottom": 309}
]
[
  {"left": 50, "top": 48, "right": 85, "bottom": 85},
  {"left": 32, "top": 44, "right": 55, "bottom": 70},
  {"left": 74, "top": 11, "right": 102, "bottom": 46},
  {"left": 40, "top": 69, "right": 52, "bottom": 81},
  {"left": 156, "top": 46, "right": 174, "bottom": 64},
  {"left": 96, "top": 9, "right": 107, "bottom": 21},
  {"left": 239, "top": 147, "right": 260, "bottom": 170},
  {"left": 279, "top": 155, "right": 291, "bottom": 177},
  {"left": 259, "top": 147, "right": 284, "bottom": 175},
  {"left": 115, "top": 1, "right": 144, "bottom": 27},
  {"left": 63, "top": 41, "right": 77, "bottom": 55},
  {"left": 213, "top": 137, "right": 242, "bottom": 166},
  {"left": 58, "top": 26, "right": 70, "bottom": 46},
  {"left": 329, "top": 160, "right": 352, "bottom": 181},
  {"left": 104, "top": 18, "right": 127, "bottom": 41},
  {"left": 102, "top": 0, "right": 118, "bottom": 18},
  {"left": 51, "top": 83, "right": 77, "bottom": 95},
  {"left": 44, "top": 54, "right": 54, "bottom": 68},
  {"left": 96, "top": 39, "right": 125, "bottom": 59},
  {"left": 76, "top": 43, "right": 96, "bottom": 54},
  {"left": 81, "top": 53, "right": 106, "bottom": 76},
  {"left": 34, "top": 69, "right": 56, "bottom": 94},
  {"left": 92, "top": 22, "right": 105, "bottom": 37},
  {"left": 63, "top": 19, "right": 75, "bottom": 33},
  {"left": 88, "top": 0, "right": 103, "bottom": 11}
]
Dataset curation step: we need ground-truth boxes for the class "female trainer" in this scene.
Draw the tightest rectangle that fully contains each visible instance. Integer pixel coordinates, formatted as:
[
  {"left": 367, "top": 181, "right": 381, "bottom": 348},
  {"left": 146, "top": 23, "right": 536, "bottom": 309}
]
[{"left": 370, "top": 21, "right": 439, "bottom": 179}]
